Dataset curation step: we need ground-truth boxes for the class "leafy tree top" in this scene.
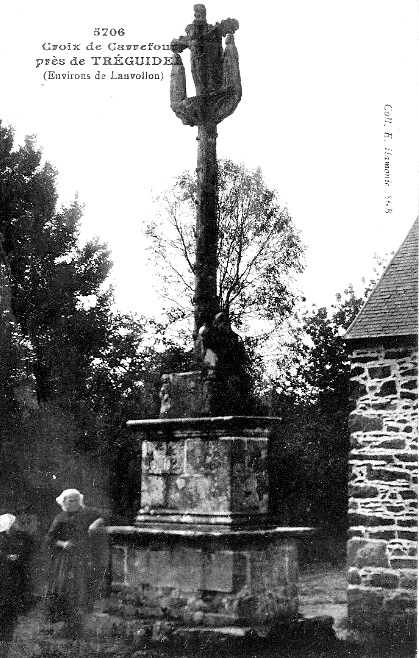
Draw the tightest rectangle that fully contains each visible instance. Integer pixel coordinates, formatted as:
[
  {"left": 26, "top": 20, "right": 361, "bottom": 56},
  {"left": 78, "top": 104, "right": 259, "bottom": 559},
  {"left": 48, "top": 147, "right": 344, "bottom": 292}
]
[
  {"left": 0, "top": 121, "right": 113, "bottom": 403},
  {"left": 145, "top": 159, "right": 305, "bottom": 338}
]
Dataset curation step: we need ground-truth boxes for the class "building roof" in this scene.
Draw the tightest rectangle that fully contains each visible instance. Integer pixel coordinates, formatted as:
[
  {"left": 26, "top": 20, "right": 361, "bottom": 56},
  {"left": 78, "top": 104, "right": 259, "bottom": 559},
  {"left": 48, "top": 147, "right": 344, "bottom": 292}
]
[{"left": 345, "top": 218, "right": 418, "bottom": 340}]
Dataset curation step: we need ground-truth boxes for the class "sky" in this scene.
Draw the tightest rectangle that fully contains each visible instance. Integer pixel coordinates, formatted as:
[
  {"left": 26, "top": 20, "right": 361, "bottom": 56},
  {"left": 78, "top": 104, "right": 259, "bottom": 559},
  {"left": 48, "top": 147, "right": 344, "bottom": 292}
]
[{"left": 1, "top": 0, "right": 418, "bottom": 318}]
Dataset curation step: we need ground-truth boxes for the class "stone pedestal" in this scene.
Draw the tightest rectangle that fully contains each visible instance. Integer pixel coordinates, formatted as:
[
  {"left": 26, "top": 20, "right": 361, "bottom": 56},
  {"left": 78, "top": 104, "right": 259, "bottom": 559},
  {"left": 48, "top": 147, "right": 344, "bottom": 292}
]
[{"left": 107, "top": 416, "right": 313, "bottom": 628}]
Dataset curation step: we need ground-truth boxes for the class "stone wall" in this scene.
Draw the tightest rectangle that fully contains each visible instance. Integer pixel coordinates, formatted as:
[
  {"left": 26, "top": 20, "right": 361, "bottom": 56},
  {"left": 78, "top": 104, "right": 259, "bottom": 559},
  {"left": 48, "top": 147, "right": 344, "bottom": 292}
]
[{"left": 347, "top": 342, "right": 417, "bottom": 635}]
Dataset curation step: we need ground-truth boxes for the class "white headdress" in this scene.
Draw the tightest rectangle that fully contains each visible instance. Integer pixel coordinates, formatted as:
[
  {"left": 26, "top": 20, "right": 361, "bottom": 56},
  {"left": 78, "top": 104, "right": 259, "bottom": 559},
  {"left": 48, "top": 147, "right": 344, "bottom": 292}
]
[
  {"left": 0, "top": 513, "right": 16, "bottom": 533},
  {"left": 56, "top": 489, "right": 84, "bottom": 510}
]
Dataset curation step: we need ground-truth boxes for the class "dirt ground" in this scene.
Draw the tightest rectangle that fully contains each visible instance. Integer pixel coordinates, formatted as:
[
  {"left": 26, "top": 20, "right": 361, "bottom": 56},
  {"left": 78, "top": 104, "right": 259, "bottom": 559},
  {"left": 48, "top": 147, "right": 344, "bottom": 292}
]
[{"left": 299, "top": 561, "right": 348, "bottom": 640}]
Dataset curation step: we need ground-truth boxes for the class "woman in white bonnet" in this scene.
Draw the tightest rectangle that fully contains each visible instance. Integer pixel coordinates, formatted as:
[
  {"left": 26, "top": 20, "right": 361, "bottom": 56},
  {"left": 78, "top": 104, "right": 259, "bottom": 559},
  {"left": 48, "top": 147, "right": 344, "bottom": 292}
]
[{"left": 45, "top": 488, "right": 107, "bottom": 636}]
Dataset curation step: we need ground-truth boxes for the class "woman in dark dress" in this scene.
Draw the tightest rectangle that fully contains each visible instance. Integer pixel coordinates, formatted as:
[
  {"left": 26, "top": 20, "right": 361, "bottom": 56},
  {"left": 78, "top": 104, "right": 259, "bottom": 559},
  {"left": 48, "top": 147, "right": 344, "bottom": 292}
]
[
  {"left": 46, "top": 489, "right": 108, "bottom": 635},
  {"left": 0, "top": 513, "right": 34, "bottom": 642}
]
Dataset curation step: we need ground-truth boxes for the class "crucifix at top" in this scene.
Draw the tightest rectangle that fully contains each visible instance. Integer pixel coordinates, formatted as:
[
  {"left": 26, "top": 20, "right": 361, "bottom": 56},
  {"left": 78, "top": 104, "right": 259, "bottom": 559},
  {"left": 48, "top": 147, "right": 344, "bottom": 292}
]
[{"left": 170, "top": 4, "right": 242, "bottom": 340}]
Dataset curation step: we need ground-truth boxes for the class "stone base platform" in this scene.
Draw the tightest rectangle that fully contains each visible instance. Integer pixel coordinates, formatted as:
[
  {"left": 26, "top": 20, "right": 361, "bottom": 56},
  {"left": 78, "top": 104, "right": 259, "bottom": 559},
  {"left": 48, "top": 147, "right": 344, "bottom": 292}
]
[
  {"left": 107, "top": 525, "right": 314, "bottom": 628},
  {"left": 78, "top": 610, "right": 336, "bottom": 656}
]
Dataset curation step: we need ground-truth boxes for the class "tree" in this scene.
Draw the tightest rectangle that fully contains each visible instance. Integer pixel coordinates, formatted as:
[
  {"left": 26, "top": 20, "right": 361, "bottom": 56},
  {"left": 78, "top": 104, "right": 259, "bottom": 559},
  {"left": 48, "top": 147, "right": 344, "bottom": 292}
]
[
  {"left": 0, "top": 121, "right": 169, "bottom": 516},
  {"left": 145, "top": 159, "right": 305, "bottom": 340},
  {"left": 0, "top": 121, "right": 113, "bottom": 405},
  {"left": 270, "top": 270, "right": 389, "bottom": 536}
]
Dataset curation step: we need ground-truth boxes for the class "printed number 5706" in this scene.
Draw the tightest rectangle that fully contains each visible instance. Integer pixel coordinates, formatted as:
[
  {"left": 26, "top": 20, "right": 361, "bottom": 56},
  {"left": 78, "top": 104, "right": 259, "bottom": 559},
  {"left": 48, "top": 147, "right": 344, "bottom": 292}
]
[{"left": 93, "top": 28, "right": 125, "bottom": 36}]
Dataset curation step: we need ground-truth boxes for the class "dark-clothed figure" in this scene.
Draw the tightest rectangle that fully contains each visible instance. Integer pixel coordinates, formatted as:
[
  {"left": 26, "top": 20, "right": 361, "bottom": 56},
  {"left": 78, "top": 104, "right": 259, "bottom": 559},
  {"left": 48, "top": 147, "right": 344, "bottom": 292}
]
[
  {"left": 196, "top": 312, "right": 254, "bottom": 414},
  {"left": 0, "top": 513, "right": 34, "bottom": 642},
  {"left": 46, "top": 489, "right": 108, "bottom": 636}
]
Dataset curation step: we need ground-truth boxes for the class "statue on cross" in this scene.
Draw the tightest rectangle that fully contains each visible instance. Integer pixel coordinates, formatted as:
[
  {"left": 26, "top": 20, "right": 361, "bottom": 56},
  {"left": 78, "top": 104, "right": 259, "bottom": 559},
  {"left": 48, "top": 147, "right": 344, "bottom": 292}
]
[
  {"left": 170, "top": 5, "right": 241, "bottom": 125},
  {"left": 171, "top": 4, "right": 239, "bottom": 97}
]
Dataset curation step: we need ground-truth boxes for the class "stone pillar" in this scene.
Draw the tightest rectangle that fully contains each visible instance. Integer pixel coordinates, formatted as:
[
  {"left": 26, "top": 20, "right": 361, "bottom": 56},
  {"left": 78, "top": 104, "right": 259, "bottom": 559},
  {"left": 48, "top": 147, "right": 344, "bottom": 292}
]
[
  {"left": 194, "top": 123, "right": 219, "bottom": 333},
  {"left": 347, "top": 342, "right": 418, "bottom": 636}
]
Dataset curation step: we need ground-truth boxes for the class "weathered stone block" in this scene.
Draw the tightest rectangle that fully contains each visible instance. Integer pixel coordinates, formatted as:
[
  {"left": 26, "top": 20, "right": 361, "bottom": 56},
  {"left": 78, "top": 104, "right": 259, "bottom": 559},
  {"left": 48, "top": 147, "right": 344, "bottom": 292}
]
[
  {"left": 348, "top": 568, "right": 361, "bottom": 585},
  {"left": 140, "top": 475, "right": 166, "bottom": 510},
  {"left": 349, "top": 485, "right": 379, "bottom": 498},
  {"left": 159, "top": 371, "right": 207, "bottom": 418},
  {"left": 399, "top": 489, "right": 417, "bottom": 500},
  {"left": 204, "top": 551, "right": 237, "bottom": 592},
  {"left": 350, "top": 380, "right": 367, "bottom": 398},
  {"left": 400, "top": 391, "right": 417, "bottom": 400},
  {"left": 347, "top": 589, "right": 384, "bottom": 628},
  {"left": 348, "top": 414, "right": 383, "bottom": 433},
  {"left": 379, "top": 380, "right": 397, "bottom": 396},
  {"left": 368, "top": 366, "right": 391, "bottom": 379},
  {"left": 400, "top": 572, "right": 417, "bottom": 589},
  {"left": 390, "top": 557, "right": 418, "bottom": 569},
  {"left": 351, "top": 451, "right": 394, "bottom": 463},
  {"left": 347, "top": 538, "right": 389, "bottom": 568},
  {"left": 375, "top": 438, "right": 405, "bottom": 449},
  {"left": 349, "top": 513, "right": 395, "bottom": 528},
  {"left": 396, "top": 453, "right": 418, "bottom": 462},
  {"left": 385, "top": 504, "right": 406, "bottom": 514},
  {"left": 369, "top": 571, "right": 399, "bottom": 589},
  {"left": 369, "top": 530, "right": 396, "bottom": 541},
  {"left": 384, "top": 593, "right": 417, "bottom": 615},
  {"left": 385, "top": 349, "right": 410, "bottom": 359},
  {"left": 397, "top": 530, "right": 418, "bottom": 542},
  {"left": 369, "top": 467, "right": 411, "bottom": 482}
]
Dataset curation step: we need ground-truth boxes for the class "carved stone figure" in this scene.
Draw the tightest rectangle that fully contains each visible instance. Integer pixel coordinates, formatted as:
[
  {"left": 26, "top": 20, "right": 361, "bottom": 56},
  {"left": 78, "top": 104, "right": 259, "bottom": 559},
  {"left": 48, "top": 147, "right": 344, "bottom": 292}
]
[
  {"left": 159, "top": 373, "right": 172, "bottom": 417},
  {"left": 171, "top": 5, "right": 239, "bottom": 99},
  {"left": 196, "top": 312, "right": 252, "bottom": 415}
]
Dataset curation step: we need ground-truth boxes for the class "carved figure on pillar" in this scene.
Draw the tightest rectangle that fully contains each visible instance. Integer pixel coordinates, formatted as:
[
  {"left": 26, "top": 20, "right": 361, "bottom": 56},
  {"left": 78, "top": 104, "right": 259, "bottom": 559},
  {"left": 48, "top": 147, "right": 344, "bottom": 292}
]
[
  {"left": 170, "top": 5, "right": 240, "bottom": 110},
  {"left": 196, "top": 312, "right": 253, "bottom": 416}
]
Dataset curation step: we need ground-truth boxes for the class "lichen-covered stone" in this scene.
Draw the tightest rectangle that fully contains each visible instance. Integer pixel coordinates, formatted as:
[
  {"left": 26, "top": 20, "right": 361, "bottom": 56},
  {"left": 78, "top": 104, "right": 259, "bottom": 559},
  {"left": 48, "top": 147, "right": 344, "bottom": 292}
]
[
  {"left": 399, "top": 572, "right": 417, "bottom": 589},
  {"left": 349, "top": 539, "right": 390, "bottom": 568},
  {"left": 348, "top": 414, "right": 383, "bottom": 433},
  {"left": 368, "top": 571, "right": 399, "bottom": 589},
  {"left": 368, "top": 366, "right": 392, "bottom": 379},
  {"left": 348, "top": 485, "right": 379, "bottom": 498}
]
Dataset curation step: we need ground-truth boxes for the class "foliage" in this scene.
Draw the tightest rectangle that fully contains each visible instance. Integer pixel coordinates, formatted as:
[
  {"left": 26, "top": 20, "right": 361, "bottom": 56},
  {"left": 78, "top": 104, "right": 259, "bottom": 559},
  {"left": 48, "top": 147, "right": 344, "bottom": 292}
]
[
  {"left": 0, "top": 121, "right": 113, "bottom": 405},
  {"left": 145, "top": 159, "right": 305, "bottom": 337},
  {"left": 270, "top": 272, "right": 387, "bottom": 532}
]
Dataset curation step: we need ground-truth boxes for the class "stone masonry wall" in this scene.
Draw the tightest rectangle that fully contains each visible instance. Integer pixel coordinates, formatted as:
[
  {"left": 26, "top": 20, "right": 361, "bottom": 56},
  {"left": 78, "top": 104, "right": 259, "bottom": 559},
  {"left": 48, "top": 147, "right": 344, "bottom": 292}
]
[{"left": 347, "top": 343, "right": 417, "bottom": 634}]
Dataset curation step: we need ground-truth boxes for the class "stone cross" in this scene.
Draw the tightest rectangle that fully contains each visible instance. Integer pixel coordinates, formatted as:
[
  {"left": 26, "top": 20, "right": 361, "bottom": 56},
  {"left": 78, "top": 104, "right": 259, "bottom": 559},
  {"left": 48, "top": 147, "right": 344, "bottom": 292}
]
[{"left": 170, "top": 4, "right": 242, "bottom": 337}]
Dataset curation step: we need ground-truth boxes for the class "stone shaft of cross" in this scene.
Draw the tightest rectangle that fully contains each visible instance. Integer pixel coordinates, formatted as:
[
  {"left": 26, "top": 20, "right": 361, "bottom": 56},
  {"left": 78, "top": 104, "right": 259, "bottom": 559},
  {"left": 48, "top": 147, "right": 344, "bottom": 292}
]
[{"left": 170, "top": 4, "right": 241, "bottom": 336}]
